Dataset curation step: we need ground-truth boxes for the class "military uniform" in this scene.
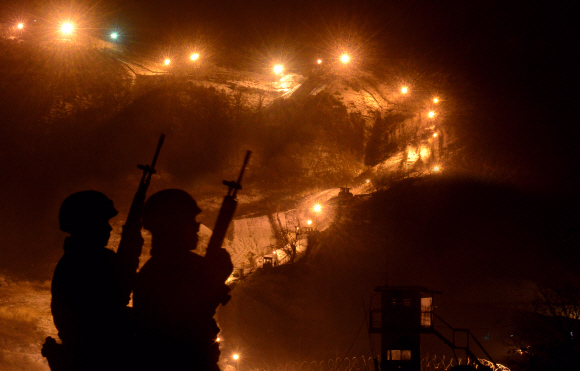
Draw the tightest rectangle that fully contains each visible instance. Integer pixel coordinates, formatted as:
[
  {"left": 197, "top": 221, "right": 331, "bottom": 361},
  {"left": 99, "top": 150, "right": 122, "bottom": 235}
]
[
  {"left": 134, "top": 248, "right": 232, "bottom": 371},
  {"left": 133, "top": 189, "right": 233, "bottom": 371},
  {"left": 51, "top": 237, "right": 140, "bottom": 370},
  {"left": 45, "top": 191, "right": 143, "bottom": 371}
]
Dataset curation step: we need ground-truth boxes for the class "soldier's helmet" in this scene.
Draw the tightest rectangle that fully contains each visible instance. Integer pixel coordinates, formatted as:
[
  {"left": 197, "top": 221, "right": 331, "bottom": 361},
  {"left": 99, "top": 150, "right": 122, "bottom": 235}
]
[
  {"left": 142, "top": 189, "right": 201, "bottom": 233},
  {"left": 59, "top": 191, "right": 118, "bottom": 234}
]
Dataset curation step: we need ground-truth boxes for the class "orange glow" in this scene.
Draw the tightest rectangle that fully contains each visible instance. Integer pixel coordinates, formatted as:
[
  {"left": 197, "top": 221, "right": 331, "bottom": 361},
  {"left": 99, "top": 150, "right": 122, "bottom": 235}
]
[
  {"left": 307, "top": 220, "right": 312, "bottom": 225},
  {"left": 190, "top": 53, "right": 200, "bottom": 61},
  {"left": 340, "top": 54, "right": 350, "bottom": 64},
  {"left": 17, "top": 23, "right": 24, "bottom": 30},
  {"left": 317, "top": 59, "right": 322, "bottom": 64},
  {"left": 428, "top": 111, "right": 436, "bottom": 118},
  {"left": 433, "top": 133, "right": 438, "bottom": 138},
  {"left": 216, "top": 337, "right": 221, "bottom": 342},
  {"left": 313, "top": 204, "right": 322, "bottom": 212},
  {"left": 433, "top": 166, "right": 440, "bottom": 172},
  {"left": 164, "top": 59, "right": 171, "bottom": 66},
  {"left": 401, "top": 86, "right": 408, "bottom": 94},
  {"left": 433, "top": 97, "right": 439, "bottom": 103},
  {"left": 233, "top": 354, "right": 239, "bottom": 360},
  {"left": 366, "top": 179, "right": 370, "bottom": 183},
  {"left": 61, "top": 22, "right": 74, "bottom": 35},
  {"left": 273, "top": 64, "right": 284, "bottom": 74}
]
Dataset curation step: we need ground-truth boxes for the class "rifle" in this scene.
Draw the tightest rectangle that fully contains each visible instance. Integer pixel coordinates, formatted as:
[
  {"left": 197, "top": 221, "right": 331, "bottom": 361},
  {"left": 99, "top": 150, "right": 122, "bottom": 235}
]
[
  {"left": 118, "top": 134, "right": 165, "bottom": 255},
  {"left": 206, "top": 150, "right": 251, "bottom": 306},
  {"left": 207, "top": 150, "right": 251, "bottom": 254}
]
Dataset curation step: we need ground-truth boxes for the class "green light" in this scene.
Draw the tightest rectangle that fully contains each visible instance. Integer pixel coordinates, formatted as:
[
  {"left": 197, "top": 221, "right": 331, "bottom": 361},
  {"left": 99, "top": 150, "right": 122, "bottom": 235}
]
[{"left": 110, "top": 32, "right": 118, "bottom": 40}]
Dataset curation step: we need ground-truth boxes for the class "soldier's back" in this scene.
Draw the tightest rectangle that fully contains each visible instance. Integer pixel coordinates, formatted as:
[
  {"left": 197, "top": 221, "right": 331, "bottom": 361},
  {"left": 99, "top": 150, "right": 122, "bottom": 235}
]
[
  {"left": 50, "top": 239, "right": 133, "bottom": 370},
  {"left": 135, "top": 251, "right": 222, "bottom": 370}
]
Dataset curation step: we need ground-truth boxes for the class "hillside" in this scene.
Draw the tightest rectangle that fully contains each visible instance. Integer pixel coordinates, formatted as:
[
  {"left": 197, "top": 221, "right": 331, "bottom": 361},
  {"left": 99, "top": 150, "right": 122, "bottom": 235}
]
[
  {"left": 0, "top": 34, "right": 452, "bottom": 370},
  {"left": 217, "top": 176, "right": 580, "bottom": 368}
]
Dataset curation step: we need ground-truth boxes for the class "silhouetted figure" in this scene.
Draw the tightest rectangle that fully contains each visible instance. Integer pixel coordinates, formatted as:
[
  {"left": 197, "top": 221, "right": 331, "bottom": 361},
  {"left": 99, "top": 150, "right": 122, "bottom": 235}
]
[
  {"left": 42, "top": 191, "right": 143, "bottom": 371},
  {"left": 133, "top": 189, "right": 233, "bottom": 371}
]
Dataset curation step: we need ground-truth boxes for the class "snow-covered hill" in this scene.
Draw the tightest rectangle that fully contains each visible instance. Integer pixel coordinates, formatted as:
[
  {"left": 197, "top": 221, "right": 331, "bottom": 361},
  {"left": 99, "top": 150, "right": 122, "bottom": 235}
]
[{"left": 217, "top": 176, "right": 577, "bottom": 369}]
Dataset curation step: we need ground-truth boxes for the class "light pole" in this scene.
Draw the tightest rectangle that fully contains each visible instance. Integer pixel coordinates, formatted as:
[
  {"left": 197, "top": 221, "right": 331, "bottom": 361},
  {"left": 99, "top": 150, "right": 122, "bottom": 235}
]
[
  {"left": 313, "top": 203, "right": 322, "bottom": 229},
  {"left": 233, "top": 353, "right": 240, "bottom": 371},
  {"left": 294, "top": 225, "right": 300, "bottom": 260},
  {"left": 426, "top": 110, "right": 445, "bottom": 167},
  {"left": 270, "top": 63, "right": 284, "bottom": 90}
]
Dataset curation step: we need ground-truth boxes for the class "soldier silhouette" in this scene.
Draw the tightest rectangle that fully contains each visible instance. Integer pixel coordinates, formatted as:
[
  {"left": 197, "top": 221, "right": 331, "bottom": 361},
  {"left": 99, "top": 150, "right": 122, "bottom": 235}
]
[
  {"left": 133, "top": 189, "right": 234, "bottom": 371},
  {"left": 42, "top": 190, "right": 143, "bottom": 371}
]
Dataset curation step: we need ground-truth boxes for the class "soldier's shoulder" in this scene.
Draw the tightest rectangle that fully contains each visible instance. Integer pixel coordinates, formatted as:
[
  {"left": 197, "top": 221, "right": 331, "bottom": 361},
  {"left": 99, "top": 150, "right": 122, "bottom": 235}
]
[{"left": 53, "top": 252, "right": 82, "bottom": 275}]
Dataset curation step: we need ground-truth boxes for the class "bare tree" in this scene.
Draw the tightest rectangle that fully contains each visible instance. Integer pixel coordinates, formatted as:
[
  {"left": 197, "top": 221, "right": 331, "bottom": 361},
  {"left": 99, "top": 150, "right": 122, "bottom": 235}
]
[
  {"left": 274, "top": 212, "right": 302, "bottom": 264},
  {"left": 507, "top": 281, "right": 580, "bottom": 370}
]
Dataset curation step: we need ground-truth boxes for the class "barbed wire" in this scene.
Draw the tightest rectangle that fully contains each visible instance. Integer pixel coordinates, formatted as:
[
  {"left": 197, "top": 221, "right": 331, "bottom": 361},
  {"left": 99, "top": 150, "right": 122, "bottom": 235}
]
[
  {"left": 421, "top": 354, "right": 511, "bottom": 371},
  {"left": 256, "top": 356, "right": 375, "bottom": 371},
  {"left": 248, "top": 355, "right": 510, "bottom": 371}
]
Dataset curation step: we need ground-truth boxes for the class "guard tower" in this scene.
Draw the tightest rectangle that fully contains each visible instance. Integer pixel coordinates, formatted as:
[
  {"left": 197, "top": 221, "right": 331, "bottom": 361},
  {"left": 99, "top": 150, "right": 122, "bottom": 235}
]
[
  {"left": 263, "top": 255, "right": 273, "bottom": 268},
  {"left": 369, "top": 286, "right": 437, "bottom": 371},
  {"left": 338, "top": 187, "right": 354, "bottom": 198},
  {"left": 369, "top": 286, "right": 496, "bottom": 371}
]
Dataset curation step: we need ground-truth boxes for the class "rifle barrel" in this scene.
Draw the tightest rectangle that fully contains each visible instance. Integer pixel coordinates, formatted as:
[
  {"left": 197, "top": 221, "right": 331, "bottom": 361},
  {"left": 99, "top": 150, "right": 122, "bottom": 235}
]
[
  {"left": 232, "top": 150, "right": 252, "bottom": 197},
  {"left": 150, "top": 134, "right": 166, "bottom": 171},
  {"left": 143, "top": 134, "right": 165, "bottom": 186}
]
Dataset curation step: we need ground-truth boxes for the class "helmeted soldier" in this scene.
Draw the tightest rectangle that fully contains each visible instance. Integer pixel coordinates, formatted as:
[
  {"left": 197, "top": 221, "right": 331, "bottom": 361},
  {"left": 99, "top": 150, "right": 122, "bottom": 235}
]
[
  {"left": 133, "top": 189, "right": 233, "bottom": 371},
  {"left": 44, "top": 190, "right": 143, "bottom": 371}
]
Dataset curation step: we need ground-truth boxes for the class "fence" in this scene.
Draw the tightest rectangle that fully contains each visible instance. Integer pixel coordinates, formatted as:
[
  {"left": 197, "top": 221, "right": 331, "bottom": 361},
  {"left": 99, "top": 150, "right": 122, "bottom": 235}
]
[
  {"left": 421, "top": 354, "right": 511, "bottom": 371},
  {"left": 256, "top": 356, "right": 375, "bottom": 371},
  {"left": 246, "top": 355, "right": 510, "bottom": 371}
]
